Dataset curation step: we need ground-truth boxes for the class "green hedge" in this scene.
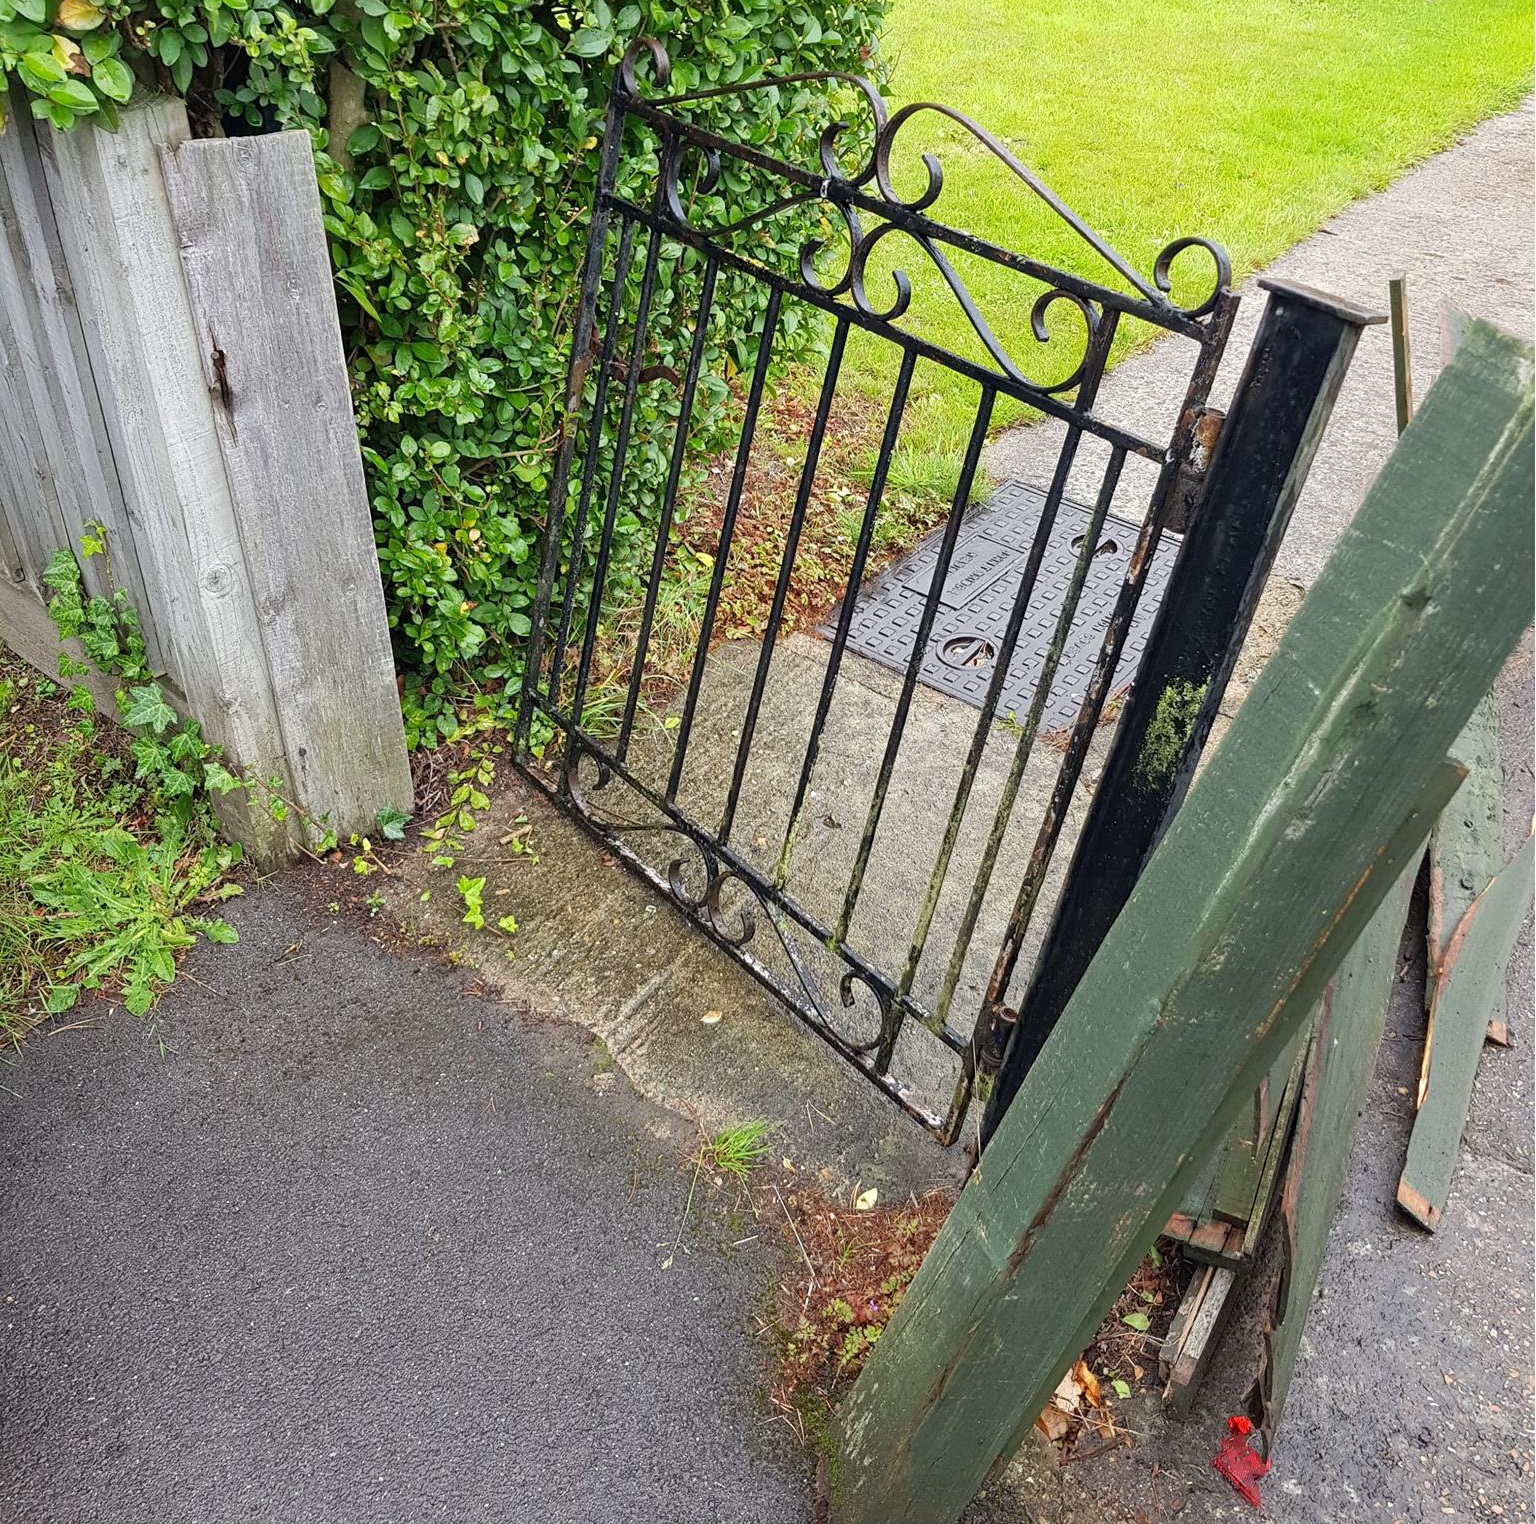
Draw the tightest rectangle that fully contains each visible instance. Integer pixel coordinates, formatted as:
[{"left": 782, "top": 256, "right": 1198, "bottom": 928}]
[{"left": 0, "top": 0, "right": 888, "bottom": 742}]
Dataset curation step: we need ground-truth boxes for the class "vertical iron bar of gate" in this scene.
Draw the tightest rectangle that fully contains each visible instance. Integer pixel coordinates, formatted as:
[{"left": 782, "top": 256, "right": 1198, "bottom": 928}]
[
  {"left": 516, "top": 90, "right": 630, "bottom": 754},
  {"left": 979, "top": 279, "right": 1387, "bottom": 1145}
]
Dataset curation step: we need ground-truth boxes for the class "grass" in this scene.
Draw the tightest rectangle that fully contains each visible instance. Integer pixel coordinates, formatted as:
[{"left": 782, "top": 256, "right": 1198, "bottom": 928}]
[
  {"left": 661, "top": 1119, "right": 774, "bottom": 1269},
  {"left": 847, "top": 0, "right": 1534, "bottom": 462},
  {"left": 0, "top": 650, "right": 240, "bottom": 1039},
  {"left": 703, "top": 1119, "right": 774, "bottom": 1178}
]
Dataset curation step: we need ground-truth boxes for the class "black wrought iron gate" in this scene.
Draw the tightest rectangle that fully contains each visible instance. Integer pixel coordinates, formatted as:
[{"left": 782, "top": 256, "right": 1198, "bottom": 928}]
[{"left": 515, "top": 40, "right": 1242, "bottom": 1145}]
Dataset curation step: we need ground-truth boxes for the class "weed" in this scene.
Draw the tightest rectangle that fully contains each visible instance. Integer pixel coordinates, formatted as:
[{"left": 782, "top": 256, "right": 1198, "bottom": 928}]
[
  {"left": 456, "top": 874, "right": 487, "bottom": 930},
  {"left": 704, "top": 1120, "right": 774, "bottom": 1180},
  {"left": 662, "top": 1120, "right": 774, "bottom": 1270},
  {"left": 0, "top": 650, "right": 238, "bottom": 1034},
  {"left": 764, "top": 1183, "right": 951, "bottom": 1416}
]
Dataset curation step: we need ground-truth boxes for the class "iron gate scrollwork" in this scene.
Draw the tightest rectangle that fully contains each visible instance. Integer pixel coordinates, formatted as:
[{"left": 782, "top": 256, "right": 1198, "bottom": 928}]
[{"left": 514, "top": 39, "right": 1236, "bottom": 1145}]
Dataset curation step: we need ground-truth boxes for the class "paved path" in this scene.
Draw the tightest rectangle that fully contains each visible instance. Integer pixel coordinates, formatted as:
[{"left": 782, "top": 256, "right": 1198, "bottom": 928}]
[
  {"left": 0, "top": 885, "right": 806, "bottom": 1524},
  {"left": 988, "top": 100, "right": 1534, "bottom": 588}
]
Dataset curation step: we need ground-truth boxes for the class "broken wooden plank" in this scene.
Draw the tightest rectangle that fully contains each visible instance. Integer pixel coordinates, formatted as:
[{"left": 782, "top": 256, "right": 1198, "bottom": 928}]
[
  {"left": 1240, "top": 1035, "right": 1311, "bottom": 1261},
  {"left": 1162, "top": 1265, "right": 1239, "bottom": 1419},
  {"left": 1211, "top": 1031, "right": 1304, "bottom": 1227},
  {"left": 1424, "top": 697, "right": 1503, "bottom": 1077},
  {"left": 828, "top": 322, "right": 1533, "bottom": 1524},
  {"left": 1246, "top": 856, "right": 1417, "bottom": 1455},
  {"left": 1159, "top": 1263, "right": 1212, "bottom": 1383},
  {"left": 1398, "top": 832, "right": 1534, "bottom": 1230},
  {"left": 1166, "top": 1022, "right": 1309, "bottom": 1270}
]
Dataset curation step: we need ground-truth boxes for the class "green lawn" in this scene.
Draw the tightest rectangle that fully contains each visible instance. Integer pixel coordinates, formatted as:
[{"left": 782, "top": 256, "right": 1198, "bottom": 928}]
[{"left": 846, "top": 0, "right": 1533, "bottom": 469}]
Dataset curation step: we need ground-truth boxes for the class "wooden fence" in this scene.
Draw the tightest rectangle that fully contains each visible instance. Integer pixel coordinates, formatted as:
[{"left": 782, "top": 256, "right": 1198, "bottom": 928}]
[{"left": 0, "top": 91, "right": 410, "bottom": 863}]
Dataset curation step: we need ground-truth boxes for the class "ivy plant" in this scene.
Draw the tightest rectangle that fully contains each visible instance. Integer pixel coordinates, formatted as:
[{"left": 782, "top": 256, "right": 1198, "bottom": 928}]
[{"left": 0, "top": 0, "right": 888, "bottom": 744}]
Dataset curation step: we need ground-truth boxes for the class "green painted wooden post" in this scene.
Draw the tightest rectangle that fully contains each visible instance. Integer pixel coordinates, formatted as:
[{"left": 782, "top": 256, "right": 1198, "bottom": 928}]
[{"left": 828, "top": 321, "right": 1534, "bottom": 1524}]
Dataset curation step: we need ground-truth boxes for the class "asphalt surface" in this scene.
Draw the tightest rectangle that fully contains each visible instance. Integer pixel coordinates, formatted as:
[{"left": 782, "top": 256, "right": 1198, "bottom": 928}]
[{"left": 0, "top": 884, "right": 808, "bottom": 1524}]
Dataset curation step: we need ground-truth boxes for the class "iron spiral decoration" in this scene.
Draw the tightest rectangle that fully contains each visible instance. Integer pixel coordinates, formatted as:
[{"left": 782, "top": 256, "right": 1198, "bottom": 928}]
[
  {"left": 620, "top": 39, "right": 1231, "bottom": 397},
  {"left": 561, "top": 736, "right": 892, "bottom": 1055}
]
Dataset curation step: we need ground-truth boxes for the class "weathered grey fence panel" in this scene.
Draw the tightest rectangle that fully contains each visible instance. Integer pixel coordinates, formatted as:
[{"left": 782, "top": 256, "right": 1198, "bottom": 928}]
[
  {"left": 160, "top": 129, "right": 412, "bottom": 841},
  {"left": 0, "top": 96, "right": 411, "bottom": 860},
  {"left": 38, "top": 98, "right": 294, "bottom": 858}
]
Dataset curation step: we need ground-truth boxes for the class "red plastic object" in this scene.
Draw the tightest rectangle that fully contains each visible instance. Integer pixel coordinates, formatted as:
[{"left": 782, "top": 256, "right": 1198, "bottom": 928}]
[{"left": 1213, "top": 1415, "right": 1271, "bottom": 1508}]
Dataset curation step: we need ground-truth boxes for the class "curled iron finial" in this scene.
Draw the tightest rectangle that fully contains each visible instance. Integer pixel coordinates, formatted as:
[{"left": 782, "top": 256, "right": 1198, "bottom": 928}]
[
  {"left": 704, "top": 870, "right": 756, "bottom": 947},
  {"left": 661, "top": 132, "right": 721, "bottom": 225},
  {"left": 1153, "top": 236, "right": 1232, "bottom": 319},
  {"left": 615, "top": 43, "right": 1232, "bottom": 323}
]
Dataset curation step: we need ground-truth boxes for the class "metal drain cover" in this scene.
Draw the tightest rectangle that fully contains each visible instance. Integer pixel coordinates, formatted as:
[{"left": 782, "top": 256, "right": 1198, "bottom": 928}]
[{"left": 829, "top": 480, "right": 1178, "bottom": 729}]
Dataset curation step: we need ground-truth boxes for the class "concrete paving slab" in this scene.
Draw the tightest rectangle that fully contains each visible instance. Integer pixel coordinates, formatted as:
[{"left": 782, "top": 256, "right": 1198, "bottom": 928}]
[{"left": 386, "top": 625, "right": 1117, "bottom": 1180}]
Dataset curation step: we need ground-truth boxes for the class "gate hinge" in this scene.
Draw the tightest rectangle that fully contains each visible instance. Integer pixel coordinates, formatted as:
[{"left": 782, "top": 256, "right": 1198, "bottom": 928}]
[
  {"left": 974, "top": 999, "right": 1017, "bottom": 1079},
  {"left": 1166, "top": 405, "right": 1226, "bottom": 535}
]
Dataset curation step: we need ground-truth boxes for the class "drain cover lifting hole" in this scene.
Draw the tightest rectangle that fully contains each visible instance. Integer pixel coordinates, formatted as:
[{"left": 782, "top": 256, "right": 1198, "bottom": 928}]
[{"left": 939, "top": 634, "right": 998, "bottom": 671}]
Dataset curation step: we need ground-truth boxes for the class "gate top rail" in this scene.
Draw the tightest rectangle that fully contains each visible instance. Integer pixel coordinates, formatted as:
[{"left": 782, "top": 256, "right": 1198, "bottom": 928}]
[{"left": 606, "top": 39, "right": 1232, "bottom": 423}]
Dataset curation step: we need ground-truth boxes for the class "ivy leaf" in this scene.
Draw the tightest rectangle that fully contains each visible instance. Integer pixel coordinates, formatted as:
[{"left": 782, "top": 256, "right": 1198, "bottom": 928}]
[
  {"left": 203, "top": 760, "right": 241, "bottom": 794},
  {"left": 91, "top": 54, "right": 132, "bottom": 102},
  {"left": 375, "top": 804, "right": 410, "bottom": 840},
  {"left": 120, "top": 683, "right": 176, "bottom": 734}
]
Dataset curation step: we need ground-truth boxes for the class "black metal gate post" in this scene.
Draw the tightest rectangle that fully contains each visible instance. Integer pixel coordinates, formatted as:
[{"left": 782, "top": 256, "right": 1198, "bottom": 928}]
[{"left": 979, "top": 279, "right": 1386, "bottom": 1145}]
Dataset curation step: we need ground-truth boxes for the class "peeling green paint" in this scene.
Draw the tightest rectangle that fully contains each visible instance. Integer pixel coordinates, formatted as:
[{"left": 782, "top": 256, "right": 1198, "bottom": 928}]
[{"left": 1135, "top": 680, "right": 1209, "bottom": 793}]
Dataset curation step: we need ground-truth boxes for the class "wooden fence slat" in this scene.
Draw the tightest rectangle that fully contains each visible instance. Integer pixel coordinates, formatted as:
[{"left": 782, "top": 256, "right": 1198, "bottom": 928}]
[
  {"left": 0, "top": 90, "right": 155, "bottom": 650},
  {"left": 159, "top": 130, "right": 411, "bottom": 840},
  {"left": 1398, "top": 832, "right": 1534, "bottom": 1230},
  {"left": 37, "top": 100, "right": 295, "bottom": 860},
  {"left": 828, "top": 319, "right": 1534, "bottom": 1524},
  {"left": 1425, "top": 686, "right": 1503, "bottom": 1033},
  {"left": 0, "top": 111, "right": 71, "bottom": 586},
  {"left": 1248, "top": 858, "right": 1417, "bottom": 1455}
]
